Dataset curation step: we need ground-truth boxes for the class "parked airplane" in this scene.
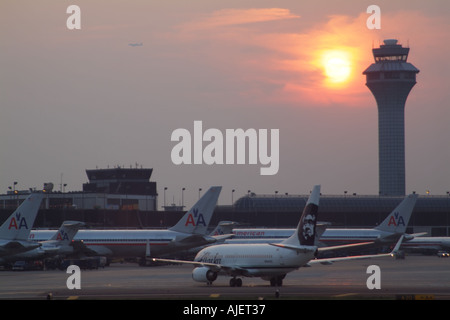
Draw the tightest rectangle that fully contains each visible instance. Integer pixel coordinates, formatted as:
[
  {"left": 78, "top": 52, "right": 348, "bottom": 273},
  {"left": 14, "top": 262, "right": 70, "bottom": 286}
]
[
  {"left": 228, "top": 193, "right": 418, "bottom": 246},
  {"left": 29, "top": 186, "right": 226, "bottom": 262},
  {"left": 0, "top": 193, "right": 44, "bottom": 263},
  {"left": 153, "top": 185, "right": 403, "bottom": 287},
  {"left": 9, "top": 221, "right": 84, "bottom": 261},
  {"left": 400, "top": 237, "right": 450, "bottom": 255}
]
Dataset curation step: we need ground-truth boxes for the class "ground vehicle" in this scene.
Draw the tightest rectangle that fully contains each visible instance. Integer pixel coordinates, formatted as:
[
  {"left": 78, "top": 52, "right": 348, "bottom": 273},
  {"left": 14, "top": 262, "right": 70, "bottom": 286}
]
[
  {"left": 59, "top": 256, "right": 107, "bottom": 270},
  {"left": 437, "top": 251, "right": 449, "bottom": 258},
  {"left": 12, "top": 260, "right": 44, "bottom": 271}
]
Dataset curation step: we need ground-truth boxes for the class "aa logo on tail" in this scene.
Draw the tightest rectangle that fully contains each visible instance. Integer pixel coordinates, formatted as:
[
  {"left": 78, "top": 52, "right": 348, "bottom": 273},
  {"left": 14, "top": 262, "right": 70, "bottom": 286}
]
[
  {"left": 56, "top": 230, "right": 70, "bottom": 241},
  {"left": 8, "top": 212, "right": 29, "bottom": 230},
  {"left": 184, "top": 208, "right": 206, "bottom": 227},
  {"left": 387, "top": 212, "right": 405, "bottom": 227}
]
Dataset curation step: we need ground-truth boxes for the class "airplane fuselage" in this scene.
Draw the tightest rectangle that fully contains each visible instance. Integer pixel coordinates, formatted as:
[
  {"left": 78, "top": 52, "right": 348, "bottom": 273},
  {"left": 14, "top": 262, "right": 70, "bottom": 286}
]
[
  {"left": 400, "top": 237, "right": 450, "bottom": 253},
  {"left": 30, "top": 229, "right": 212, "bottom": 258},
  {"left": 229, "top": 228, "right": 394, "bottom": 245},
  {"left": 194, "top": 243, "right": 315, "bottom": 278}
]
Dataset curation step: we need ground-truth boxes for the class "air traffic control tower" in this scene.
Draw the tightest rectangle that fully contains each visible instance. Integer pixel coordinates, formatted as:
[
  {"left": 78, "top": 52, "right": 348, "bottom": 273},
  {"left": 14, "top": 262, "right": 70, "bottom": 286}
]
[{"left": 363, "top": 39, "right": 419, "bottom": 196}]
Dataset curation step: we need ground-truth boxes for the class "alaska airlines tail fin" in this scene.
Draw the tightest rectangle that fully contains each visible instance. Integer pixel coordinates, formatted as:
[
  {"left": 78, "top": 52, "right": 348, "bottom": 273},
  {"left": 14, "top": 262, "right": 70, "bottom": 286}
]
[
  {"left": 169, "top": 186, "right": 222, "bottom": 235},
  {"left": 375, "top": 194, "right": 417, "bottom": 234},
  {"left": 279, "top": 185, "right": 320, "bottom": 248},
  {"left": 49, "top": 221, "right": 84, "bottom": 244},
  {"left": 0, "top": 193, "right": 44, "bottom": 241}
]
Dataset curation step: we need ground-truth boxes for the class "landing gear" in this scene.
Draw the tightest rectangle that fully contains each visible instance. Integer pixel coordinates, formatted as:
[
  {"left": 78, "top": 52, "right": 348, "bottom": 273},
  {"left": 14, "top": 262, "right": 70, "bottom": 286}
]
[
  {"left": 269, "top": 275, "right": 284, "bottom": 287},
  {"left": 229, "top": 277, "right": 243, "bottom": 287}
]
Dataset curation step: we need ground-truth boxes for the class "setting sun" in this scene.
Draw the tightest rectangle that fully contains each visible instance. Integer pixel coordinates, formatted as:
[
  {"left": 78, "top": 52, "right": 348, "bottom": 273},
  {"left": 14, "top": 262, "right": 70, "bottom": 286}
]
[{"left": 321, "top": 50, "right": 352, "bottom": 85}]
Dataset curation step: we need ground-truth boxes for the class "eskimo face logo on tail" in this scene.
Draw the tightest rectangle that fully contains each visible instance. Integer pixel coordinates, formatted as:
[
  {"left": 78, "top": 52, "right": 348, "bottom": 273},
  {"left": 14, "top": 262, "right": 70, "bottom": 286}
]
[
  {"left": 298, "top": 204, "right": 318, "bottom": 246},
  {"left": 8, "top": 212, "right": 29, "bottom": 230},
  {"left": 387, "top": 212, "right": 405, "bottom": 227},
  {"left": 184, "top": 208, "right": 206, "bottom": 227}
]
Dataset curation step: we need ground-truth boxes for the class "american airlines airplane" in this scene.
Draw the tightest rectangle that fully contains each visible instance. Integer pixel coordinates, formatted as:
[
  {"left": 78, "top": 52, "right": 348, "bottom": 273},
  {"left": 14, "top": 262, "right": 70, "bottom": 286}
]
[
  {"left": 153, "top": 185, "right": 403, "bottom": 287},
  {"left": 400, "top": 237, "right": 450, "bottom": 254},
  {"left": 9, "top": 221, "right": 84, "bottom": 262},
  {"left": 226, "top": 193, "right": 418, "bottom": 246},
  {"left": 0, "top": 193, "right": 44, "bottom": 264},
  {"left": 30, "top": 186, "right": 225, "bottom": 262}
]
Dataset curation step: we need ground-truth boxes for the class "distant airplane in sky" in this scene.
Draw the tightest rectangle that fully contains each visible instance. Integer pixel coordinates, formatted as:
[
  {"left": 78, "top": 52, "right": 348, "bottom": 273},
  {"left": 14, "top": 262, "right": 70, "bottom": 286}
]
[{"left": 128, "top": 42, "right": 143, "bottom": 47}]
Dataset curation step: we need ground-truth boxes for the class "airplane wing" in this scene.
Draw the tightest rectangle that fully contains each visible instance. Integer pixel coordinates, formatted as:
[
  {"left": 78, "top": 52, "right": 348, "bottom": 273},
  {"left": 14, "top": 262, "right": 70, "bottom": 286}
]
[
  {"left": 317, "top": 241, "right": 375, "bottom": 253},
  {"left": 271, "top": 241, "right": 375, "bottom": 253},
  {"left": 173, "top": 233, "right": 233, "bottom": 246},
  {"left": 0, "top": 241, "right": 41, "bottom": 255},
  {"left": 174, "top": 234, "right": 216, "bottom": 245},
  {"left": 151, "top": 257, "right": 223, "bottom": 272},
  {"left": 151, "top": 257, "right": 251, "bottom": 277},
  {"left": 211, "top": 234, "right": 235, "bottom": 242},
  {"left": 309, "top": 235, "right": 404, "bottom": 265},
  {"left": 69, "top": 240, "right": 113, "bottom": 257},
  {"left": 404, "top": 232, "right": 427, "bottom": 240}
]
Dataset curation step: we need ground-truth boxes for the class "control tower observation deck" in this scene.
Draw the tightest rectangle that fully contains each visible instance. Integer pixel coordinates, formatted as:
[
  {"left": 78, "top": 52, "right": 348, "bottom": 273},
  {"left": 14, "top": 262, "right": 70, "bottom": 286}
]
[
  {"left": 363, "top": 39, "right": 419, "bottom": 196},
  {"left": 82, "top": 167, "right": 157, "bottom": 196}
]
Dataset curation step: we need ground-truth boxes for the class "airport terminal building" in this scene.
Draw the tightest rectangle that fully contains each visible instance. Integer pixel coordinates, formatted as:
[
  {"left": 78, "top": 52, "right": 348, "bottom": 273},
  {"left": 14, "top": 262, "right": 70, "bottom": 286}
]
[
  {"left": 217, "top": 193, "right": 450, "bottom": 237},
  {"left": 1, "top": 167, "right": 158, "bottom": 213}
]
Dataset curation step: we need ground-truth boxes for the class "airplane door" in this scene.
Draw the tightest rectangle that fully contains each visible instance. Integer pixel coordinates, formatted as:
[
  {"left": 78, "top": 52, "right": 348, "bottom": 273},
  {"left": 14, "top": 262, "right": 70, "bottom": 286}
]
[
  {"left": 145, "top": 239, "right": 151, "bottom": 257},
  {"left": 277, "top": 248, "right": 284, "bottom": 266}
]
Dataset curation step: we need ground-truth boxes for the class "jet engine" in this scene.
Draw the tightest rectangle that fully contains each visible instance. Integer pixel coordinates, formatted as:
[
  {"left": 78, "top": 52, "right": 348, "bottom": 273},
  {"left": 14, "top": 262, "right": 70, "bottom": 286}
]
[{"left": 192, "top": 267, "right": 218, "bottom": 283}]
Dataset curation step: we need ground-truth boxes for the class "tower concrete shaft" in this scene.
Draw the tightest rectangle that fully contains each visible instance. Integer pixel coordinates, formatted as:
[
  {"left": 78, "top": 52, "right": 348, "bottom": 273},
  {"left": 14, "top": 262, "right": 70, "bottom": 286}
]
[{"left": 363, "top": 39, "right": 419, "bottom": 196}]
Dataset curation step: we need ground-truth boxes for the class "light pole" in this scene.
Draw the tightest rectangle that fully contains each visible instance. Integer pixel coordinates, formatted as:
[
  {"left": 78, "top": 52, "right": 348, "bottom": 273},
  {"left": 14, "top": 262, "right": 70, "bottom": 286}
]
[
  {"left": 182, "top": 187, "right": 185, "bottom": 209},
  {"left": 164, "top": 187, "right": 167, "bottom": 209}
]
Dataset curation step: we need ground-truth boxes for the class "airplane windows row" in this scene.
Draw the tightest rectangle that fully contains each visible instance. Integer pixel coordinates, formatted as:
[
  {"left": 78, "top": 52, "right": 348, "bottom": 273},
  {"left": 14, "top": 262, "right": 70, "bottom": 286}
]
[
  {"left": 225, "top": 254, "right": 272, "bottom": 259},
  {"left": 84, "top": 239, "right": 169, "bottom": 242}
]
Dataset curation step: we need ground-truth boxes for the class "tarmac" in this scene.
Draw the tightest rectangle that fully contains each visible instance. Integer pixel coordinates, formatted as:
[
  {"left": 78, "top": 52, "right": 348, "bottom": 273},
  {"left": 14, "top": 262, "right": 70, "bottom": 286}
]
[{"left": 0, "top": 255, "right": 449, "bottom": 300}]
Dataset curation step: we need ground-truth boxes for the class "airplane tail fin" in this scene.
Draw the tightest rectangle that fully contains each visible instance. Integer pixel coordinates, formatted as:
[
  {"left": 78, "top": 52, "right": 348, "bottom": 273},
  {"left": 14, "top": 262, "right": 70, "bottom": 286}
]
[
  {"left": 280, "top": 185, "right": 320, "bottom": 247},
  {"left": 169, "top": 186, "right": 222, "bottom": 235},
  {"left": 375, "top": 194, "right": 417, "bottom": 234},
  {"left": 0, "top": 193, "right": 44, "bottom": 241},
  {"left": 208, "top": 221, "right": 238, "bottom": 236},
  {"left": 49, "top": 221, "right": 85, "bottom": 244}
]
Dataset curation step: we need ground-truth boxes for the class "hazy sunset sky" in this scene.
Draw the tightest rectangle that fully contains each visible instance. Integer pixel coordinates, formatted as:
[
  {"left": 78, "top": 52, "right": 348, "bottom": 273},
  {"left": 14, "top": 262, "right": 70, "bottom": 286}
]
[{"left": 1, "top": 1, "right": 449, "bottom": 207}]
